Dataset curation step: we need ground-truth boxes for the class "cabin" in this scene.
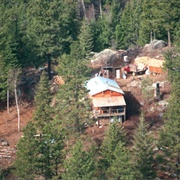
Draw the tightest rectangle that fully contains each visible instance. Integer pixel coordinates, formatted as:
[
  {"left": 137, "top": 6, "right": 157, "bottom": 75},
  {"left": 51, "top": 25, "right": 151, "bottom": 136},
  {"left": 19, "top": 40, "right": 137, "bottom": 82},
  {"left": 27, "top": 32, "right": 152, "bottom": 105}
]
[{"left": 86, "top": 76, "right": 126, "bottom": 124}]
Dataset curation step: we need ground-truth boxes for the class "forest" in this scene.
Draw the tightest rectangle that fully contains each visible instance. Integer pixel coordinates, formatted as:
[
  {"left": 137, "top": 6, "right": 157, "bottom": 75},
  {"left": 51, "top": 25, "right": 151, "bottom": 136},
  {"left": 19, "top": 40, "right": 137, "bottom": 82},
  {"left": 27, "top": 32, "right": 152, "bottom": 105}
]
[{"left": 0, "top": 0, "right": 179, "bottom": 179}]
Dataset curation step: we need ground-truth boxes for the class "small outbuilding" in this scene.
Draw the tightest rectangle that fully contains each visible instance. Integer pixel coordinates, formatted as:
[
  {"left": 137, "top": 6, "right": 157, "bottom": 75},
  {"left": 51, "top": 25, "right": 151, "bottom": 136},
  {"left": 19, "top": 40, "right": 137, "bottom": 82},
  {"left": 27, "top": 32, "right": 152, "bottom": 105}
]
[{"left": 86, "top": 76, "right": 126, "bottom": 124}]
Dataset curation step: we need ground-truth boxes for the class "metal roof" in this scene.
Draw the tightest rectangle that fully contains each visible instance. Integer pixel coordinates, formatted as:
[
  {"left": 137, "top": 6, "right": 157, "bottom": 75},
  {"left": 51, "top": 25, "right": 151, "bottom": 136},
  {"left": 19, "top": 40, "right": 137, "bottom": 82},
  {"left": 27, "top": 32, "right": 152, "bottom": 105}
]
[
  {"left": 86, "top": 76, "right": 124, "bottom": 96},
  {"left": 92, "top": 96, "right": 126, "bottom": 107}
]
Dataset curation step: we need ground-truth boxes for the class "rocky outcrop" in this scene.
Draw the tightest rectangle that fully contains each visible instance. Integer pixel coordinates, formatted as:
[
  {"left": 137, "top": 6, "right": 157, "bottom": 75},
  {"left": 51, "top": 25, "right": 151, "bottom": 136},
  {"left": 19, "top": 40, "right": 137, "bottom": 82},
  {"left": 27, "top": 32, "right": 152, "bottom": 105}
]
[
  {"left": 90, "top": 47, "right": 141, "bottom": 68},
  {"left": 150, "top": 40, "right": 167, "bottom": 49}
]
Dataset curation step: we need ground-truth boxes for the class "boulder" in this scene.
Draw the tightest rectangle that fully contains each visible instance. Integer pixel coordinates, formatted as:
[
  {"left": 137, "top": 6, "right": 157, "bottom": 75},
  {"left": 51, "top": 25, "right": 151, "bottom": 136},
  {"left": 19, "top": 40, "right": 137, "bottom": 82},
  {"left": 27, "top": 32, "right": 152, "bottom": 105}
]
[
  {"left": 90, "top": 47, "right": 141, "bottom": 68},
  {"left": 90, "top": 49, "right": 123, "bottom": 67},
  {"left": 150, "top": 40, "right": 167, "bottom": 49}
]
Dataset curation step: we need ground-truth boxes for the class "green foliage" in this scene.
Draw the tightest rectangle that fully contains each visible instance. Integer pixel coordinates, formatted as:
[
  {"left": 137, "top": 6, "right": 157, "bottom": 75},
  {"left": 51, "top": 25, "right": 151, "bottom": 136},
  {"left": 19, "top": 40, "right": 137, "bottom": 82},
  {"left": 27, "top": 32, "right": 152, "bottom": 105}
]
[
  {"left": 13, "top": 122, "right": 39, "bottom": 180},
  {"left": 55, "top": 41, "right": 92, "bottom": 137},
  {"left": 157, "top": 40, "right": 180, "bottom": 179},
  {"left": 27, "top": 0, "right": 79, "bottom": 79},
  {"left": 78, "top": 20, "right": 93, "bottom": 59},
  {"left": 33, "top": 71, "right": 53, "bottom": 129},
  {"left": 139, "top": 0, "right": 180, "bottom": 46},
  {"left": 138, "top": 0, "right": 162, "bottom": 45},
  {"left": 131, "top": 114, "right": 156, "bottom": 180},
  {"left": 14, "top": 121, "right": 65, "bottom": 179},
  {"left": 117, "top": 0, "right": 143, "bottom": 49},
  {"left": 62, "top": 140, "right": 96, "bottom": 180},
  {"left": 0, "top": 56, "right": 7, "bottom": 101},
  {"left": 91, "top": 14, "right": 113, "bottom": 51},
  {"left": 0, "top": 167, "right": 4, "bottom": 180},
  {"left": 107, "top": 141, "right": 135, "bottom": 180},
  {"left": 36, "top": 121, "right": 65, "bottom": 179},
  {"left": 99, "top": 122, "right": 126, "bottom": 177}
]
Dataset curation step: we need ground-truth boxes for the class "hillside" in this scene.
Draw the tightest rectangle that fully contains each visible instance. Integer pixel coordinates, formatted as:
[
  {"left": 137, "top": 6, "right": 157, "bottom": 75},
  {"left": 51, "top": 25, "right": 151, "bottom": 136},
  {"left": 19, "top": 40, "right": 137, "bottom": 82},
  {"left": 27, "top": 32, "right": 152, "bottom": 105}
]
[{"left": 0, "top": 44, "right": 171, "bottom": 176}]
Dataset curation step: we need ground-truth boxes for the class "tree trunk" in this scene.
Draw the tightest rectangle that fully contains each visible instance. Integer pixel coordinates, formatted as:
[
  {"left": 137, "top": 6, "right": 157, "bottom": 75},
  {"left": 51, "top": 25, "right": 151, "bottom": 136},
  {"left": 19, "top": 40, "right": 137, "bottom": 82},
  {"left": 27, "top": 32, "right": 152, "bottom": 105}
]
[
  {"left": 14, "top": 79, "right": 21, "bottom": 132},
  {"left": 153, "top": 30, "right": 156, "bottom": 40},
  {"left": 81, "top": 0, "right": 87, "bottom": 20},
  {"left": 168, "top": 30, "right": 171, "bottom": 47},
  {"left": 7, "top": 90, "right": 10, "bottom": 114},
  {"left": 99, "top": 0, "right": 102, "bottom": 18},
  {"left": 92, "top": 4, "right": 95, "bottom": 21},
  {"left": 150, "top": 31, "right": 153, "bottom": 43}
]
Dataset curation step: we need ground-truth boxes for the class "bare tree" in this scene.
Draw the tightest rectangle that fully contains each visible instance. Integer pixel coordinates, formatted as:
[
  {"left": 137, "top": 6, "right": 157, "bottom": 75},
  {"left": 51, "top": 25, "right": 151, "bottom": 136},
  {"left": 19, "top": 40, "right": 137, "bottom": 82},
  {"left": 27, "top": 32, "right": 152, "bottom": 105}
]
[{"left": 8, "top": 68, "right": 21, "bottom": 132}]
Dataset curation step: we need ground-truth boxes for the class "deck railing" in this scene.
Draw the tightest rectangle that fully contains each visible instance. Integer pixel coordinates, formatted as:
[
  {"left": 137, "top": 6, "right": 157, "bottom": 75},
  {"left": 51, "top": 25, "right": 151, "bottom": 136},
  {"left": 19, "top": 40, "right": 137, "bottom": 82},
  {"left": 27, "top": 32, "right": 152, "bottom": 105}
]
[{"left": 93, "top": 108, "right": 125, "bottom": 117}]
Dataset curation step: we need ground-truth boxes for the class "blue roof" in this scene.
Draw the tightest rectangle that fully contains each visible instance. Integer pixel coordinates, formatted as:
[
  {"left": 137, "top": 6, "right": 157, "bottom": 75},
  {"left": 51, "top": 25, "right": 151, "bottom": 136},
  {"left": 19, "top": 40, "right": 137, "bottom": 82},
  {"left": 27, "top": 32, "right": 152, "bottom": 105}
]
[{"left": 86, "top": 76, "right": 124, "bottom": 96}]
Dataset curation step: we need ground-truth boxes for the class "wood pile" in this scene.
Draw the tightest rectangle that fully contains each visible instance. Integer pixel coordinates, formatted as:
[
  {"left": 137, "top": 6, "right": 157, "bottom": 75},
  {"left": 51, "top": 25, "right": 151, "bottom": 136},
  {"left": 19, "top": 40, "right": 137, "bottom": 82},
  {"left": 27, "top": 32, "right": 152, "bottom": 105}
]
[
  {"left": 134, "top": 56, "right": 165, "bottom": 74},
  {"left": 134, "top": 56, "right": 165, "bottom": 67},
  {"left": 0, "top": 145, "right": 16, "bottom": 159}
]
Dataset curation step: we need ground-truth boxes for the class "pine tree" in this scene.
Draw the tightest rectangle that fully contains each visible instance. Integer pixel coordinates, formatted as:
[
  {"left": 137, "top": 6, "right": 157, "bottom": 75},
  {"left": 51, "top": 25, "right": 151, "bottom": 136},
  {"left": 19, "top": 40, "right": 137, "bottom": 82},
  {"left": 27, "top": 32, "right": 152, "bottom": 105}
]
[
  {"left": 99, "top": 121, "right": 126, "bottom": 177},
  {"left": 13, "top": 122, "right": 39, "bottom": 180},
  {"left": 36, "top": 121, "right": 65, "bottom": 179},
  {"left": 78, "top": 19, "right": 93, "bottom": 59},
  {"left": 131, "top": 114, "right": 156, "bottom": 180},
  {"left": 117, "top": 2, "right": 132, "bottom": 49},
  {"left": 94, "top": 14, "right": 113, "bottom": 50},
  {"left": 55, "top": 41, "right": 92, "bottom": 137},
  {"left": 157, "top": 37, "right": 180, "bottom": 179},
  {"left": 33, "top": 71, "right": 53, "bottom": 129},
  {"left": 0, "top": 1, "right": 22, "bottom": 101},
  {"left": 62, "top": 140, "right": 96, "bottom": 180},
  {"left": 138, "top": 0, "right": 161, "bottom": 45},
  {"left": 26, "top": 0, "right": 78, "bottom": 79},
  {"left": 107, "top": 141, "right": 135, "bottom": 180},
  {"left": 158, "top": 0, "right": 180, "bottom": 47}
]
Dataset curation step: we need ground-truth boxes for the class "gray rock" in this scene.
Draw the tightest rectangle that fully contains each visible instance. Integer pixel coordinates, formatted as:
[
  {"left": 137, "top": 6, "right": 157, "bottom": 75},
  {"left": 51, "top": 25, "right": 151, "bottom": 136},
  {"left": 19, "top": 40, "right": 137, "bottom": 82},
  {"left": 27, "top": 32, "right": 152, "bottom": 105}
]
[
  {"left": 150, "top": 40, "right": 167, "bottom": 49},
  {"left": 0, "top": 139, "right": 9, "bottom": 146},
  {"left": 158, "top": 100, "right": 169, "bottom": 107}
]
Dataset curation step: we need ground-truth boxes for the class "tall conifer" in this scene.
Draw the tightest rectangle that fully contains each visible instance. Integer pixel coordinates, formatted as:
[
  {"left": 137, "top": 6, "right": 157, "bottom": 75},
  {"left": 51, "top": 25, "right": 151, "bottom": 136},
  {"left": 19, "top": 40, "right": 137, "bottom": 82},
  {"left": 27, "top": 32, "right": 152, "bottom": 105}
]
[
  {"left": 157, "top": 37, "right": 180, "bottom": 179},
  {"left": 131, "top": 114, "right": 156, "bottom": 180},
  {"left": 99, "top": 122, "right": 126, "bottom": 178},
  {"left": 62, "top": 140, "right": 96, "bottom": 180},
  {"left": 13, "top": 122, "right": 39, "bottom": 180},
  {"left": 107, "top": 141, "right": 135, "bottom": 180},
  {"left": 33, "top": 71, "right": 53, "bottom": 130},
  {"left": 55, "top": 41, "right": 92, "bottom": 137}
]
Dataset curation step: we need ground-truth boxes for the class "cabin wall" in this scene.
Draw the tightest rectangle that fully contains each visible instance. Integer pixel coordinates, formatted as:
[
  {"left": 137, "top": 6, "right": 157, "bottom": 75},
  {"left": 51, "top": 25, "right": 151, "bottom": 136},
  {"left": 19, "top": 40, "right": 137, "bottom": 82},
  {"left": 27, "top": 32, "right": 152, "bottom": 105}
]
[{"left": 92, "top": 90, "right": 123, "bottom": 98}]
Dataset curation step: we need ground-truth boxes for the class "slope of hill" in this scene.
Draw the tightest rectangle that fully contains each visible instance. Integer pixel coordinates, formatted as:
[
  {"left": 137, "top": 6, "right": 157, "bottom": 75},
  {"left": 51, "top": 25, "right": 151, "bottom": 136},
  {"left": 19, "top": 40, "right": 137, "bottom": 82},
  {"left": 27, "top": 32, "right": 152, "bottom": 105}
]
[{"left": 0, "top": 44, "right": 171, "bottom": 178}]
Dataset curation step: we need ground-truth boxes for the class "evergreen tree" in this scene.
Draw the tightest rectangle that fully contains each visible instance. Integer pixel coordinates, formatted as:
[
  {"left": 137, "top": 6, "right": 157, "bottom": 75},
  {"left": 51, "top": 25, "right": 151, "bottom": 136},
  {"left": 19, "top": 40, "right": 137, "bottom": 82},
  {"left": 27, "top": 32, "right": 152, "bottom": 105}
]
[
  {"left": 109, "top": 0, "right": 125, "bottom": 49},
  {"left": 138, "top": 0, "right": 161, "bottom": 45},
  {"left": 0, "top": 167, "right": 4, "bottom": 180},
  {"left": 93, "top": 14, "right": 113, "bottom": 50},
  {"left": 26, "top": 0, "right": 78, "bottom": 79},
  {"left": 36, "top": 121, "right": 65, "bottom": 179},
  {"left": 33, "top": 71, "right": 53, "bottom": 130},
  {"left": 131, "top": 114, "right": 156, "bottom": 180},
  {"left": 13, "top": 122, "right": 39, "bottom": 180},
  {"left": 158, "top": 0, "right": 180, "bottom": 47},
  {"left": 99, "top": 121, "right": 126, "bottom": 177},
  {"left": 117, "top": 2, "right": 132, "bottom": 49},
  {"left": 0, "top": 1, "right": 23, "bottom": 101},
  {"left": 157, "top": 37, "right": 180, "bottom": 179},
  {"left": 62, "top": 140, "right": 96, "bottom": 180},
  {"left": 78, "top": 19, "right": 93, "bottom": 59},
  {"left": 55, "top": 41, "right": 92, "bottom": 137},
  {"left": 107, "top": 141, "right": 135, "bottom": 180}
]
